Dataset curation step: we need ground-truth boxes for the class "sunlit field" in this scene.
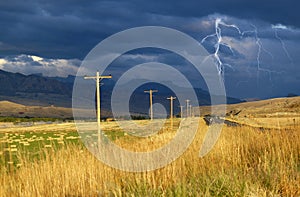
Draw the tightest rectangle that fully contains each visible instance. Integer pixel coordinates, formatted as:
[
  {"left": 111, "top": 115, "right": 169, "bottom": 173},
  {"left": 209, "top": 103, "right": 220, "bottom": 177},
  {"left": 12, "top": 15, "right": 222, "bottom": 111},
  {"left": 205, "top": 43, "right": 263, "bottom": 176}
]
[{"left": 0, "top": 118, "right": 299, "bottom": 196}]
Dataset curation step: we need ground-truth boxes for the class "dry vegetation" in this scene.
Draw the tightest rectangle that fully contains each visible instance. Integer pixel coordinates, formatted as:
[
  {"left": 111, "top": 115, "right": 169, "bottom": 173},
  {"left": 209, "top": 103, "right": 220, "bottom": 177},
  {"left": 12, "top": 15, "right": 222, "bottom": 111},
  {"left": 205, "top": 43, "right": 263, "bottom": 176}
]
[
  {"left": 0, "top": 117, "right": 299, "bottom": 196},
  {"left": 0, "top": 100, "right": 73, "bottom": 118}
]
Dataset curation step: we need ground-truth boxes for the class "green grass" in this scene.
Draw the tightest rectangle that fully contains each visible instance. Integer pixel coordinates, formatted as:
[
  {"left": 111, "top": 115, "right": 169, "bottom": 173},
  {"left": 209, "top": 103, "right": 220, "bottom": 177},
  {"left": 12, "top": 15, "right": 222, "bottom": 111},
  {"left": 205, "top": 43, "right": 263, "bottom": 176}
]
[
  {"left": 0, "top": 130, "right": 81, "bottom": 170},
  {"left": 104, "top": 129, "right": 126, "bottom": 141},
  {"left": 0, "top": 126, "right": 130, "bottom": 170},
  {"left": 0, "top": 116, "right": 72, "bottom": 123}
]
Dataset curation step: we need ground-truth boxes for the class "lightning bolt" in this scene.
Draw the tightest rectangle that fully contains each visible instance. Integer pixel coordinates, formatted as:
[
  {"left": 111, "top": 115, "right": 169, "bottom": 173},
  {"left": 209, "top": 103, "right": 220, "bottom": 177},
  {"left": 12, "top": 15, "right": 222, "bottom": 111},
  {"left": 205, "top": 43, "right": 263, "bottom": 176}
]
[
  {"left": 250, "top": 24, "right": 279, "bottom": 83},
  {"left": 201, "top": 17, "right": 283, "bottom": 85},
  {"left": 201, "top": 18, "right": 240, "bottom": 78},
  {"left": 200, "top": 17, "right": 294, "bottom": 130},
  {"left": 272, "top": 24, "right": 293, "bottom": 64}
]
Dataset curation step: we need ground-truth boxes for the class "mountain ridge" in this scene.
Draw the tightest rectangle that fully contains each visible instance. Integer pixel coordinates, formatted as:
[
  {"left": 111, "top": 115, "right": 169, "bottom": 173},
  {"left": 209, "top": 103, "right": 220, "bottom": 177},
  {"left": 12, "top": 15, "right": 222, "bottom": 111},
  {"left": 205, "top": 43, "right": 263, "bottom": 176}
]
[{"left": 0, "top": 69, "right": 242, "bottom": 111}]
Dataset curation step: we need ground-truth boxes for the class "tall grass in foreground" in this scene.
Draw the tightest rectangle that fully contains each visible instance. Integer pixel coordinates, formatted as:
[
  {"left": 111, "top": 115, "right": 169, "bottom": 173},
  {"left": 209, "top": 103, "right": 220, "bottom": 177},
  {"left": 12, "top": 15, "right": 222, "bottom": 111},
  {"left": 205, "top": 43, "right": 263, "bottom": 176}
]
[{"left": 0, "top": 120, "right": 299, "bottom": 196}]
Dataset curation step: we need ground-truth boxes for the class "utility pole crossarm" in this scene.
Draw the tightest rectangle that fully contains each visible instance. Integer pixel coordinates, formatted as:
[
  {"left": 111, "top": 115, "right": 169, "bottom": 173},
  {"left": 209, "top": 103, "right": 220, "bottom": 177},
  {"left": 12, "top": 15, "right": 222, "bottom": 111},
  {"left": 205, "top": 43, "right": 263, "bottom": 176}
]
[
  {"left": 167, "top": 96, "right": 176, "bottom": 100},
  {"left": 84, "top": 75, "right": 112, "bottom": 80},
  {"left": 144, "top": 90, "right": 158, "bottom": 93}
]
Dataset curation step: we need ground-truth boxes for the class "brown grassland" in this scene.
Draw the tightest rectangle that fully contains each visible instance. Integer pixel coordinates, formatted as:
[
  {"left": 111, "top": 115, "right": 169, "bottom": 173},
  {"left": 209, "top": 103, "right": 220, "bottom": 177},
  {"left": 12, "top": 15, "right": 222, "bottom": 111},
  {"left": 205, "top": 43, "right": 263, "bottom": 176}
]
[{"left": 0, "top": 117, "right": 299, "bottom": 196}]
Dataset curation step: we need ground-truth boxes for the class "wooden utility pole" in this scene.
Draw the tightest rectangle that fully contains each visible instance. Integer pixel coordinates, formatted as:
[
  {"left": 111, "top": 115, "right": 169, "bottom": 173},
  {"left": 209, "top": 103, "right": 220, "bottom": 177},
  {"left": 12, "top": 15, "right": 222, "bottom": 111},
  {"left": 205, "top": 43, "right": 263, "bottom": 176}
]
[
  {"left": 185, "top": 99, "right": 190, "bottom": 118},
  {"left": 144, "top": 89, "right": 158, "bottom": 120},
  {"left": 167, "top": 96, "right": 176, "bottom": 129},
  {"left": 84, "top": 71, "right": 112, "bottom": 146},
  {"left": 167, "top": 96, "right": 176, "bottom": 119},
  {"left": 179, "top": 105, "right": 184, "bottom": 118}
]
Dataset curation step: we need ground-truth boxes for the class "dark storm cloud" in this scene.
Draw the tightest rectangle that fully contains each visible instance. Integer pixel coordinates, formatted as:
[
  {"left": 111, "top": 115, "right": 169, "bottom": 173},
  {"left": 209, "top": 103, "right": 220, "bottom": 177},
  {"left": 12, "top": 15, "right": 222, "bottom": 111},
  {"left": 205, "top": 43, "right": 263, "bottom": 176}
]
[
  {"left": 128, "top": 0, "right": 300, "bottom": 28},
  {"left": 0, "top": 0, "right": 139, "bottom": 58},
  {"left": 0, "top": 0, "right": 299, "bottom": 59},
  {"left": 0, "top": 0, "right": 299, "bottom": 98}
]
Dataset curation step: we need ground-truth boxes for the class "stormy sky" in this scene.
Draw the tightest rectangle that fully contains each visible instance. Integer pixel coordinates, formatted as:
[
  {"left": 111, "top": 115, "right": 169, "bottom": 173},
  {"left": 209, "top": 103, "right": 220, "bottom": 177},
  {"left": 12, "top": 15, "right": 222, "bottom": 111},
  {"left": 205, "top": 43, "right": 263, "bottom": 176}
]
[{"left": 0, "top": 0, "right": 299, "bottom": 99}]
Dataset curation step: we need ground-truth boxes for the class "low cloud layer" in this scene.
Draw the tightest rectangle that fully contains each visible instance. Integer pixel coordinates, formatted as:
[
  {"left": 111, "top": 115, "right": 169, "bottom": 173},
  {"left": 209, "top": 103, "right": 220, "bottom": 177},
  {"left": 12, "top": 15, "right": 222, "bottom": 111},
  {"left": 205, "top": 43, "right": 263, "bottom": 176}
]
[{"left": 0, "top": 55, "right": 81, "bottom": 77}]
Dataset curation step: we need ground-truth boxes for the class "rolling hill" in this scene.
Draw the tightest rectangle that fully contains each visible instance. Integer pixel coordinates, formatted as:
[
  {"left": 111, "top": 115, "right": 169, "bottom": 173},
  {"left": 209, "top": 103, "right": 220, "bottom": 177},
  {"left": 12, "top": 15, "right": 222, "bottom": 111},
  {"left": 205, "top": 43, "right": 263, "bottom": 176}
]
[
  {"left": 0, "top": 100, "right": 72, "bottom": 118},
  {"left": 197, "top": 96, "right": 300, "bottom": 117},
  {"left": 197, "top": 96, "right": 300, "bottom": 129}
]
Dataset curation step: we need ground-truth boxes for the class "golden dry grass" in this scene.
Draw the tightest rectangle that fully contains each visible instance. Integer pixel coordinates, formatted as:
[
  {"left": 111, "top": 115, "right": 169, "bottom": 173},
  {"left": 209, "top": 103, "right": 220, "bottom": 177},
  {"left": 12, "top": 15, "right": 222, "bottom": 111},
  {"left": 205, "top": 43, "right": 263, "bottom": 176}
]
[
  {"left": 226, "top": 116, "right": 300, "bottom": 129},
  {"left": 0, "top": 122, "right": 76, "bottom": 133},
  {"left": 0, "top": 118, "right": 299, "bottom": 196},
  {"left": 0, "top": 100, "right": 73, "bottom": 118}
]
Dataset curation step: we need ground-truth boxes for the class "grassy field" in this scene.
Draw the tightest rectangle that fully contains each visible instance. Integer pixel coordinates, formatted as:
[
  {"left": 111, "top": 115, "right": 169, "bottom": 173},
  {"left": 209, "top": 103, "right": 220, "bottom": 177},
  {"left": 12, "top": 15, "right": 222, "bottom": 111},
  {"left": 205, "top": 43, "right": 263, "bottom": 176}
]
[{"left": 0, "top": 117, "right": 299, "bottom": 196}]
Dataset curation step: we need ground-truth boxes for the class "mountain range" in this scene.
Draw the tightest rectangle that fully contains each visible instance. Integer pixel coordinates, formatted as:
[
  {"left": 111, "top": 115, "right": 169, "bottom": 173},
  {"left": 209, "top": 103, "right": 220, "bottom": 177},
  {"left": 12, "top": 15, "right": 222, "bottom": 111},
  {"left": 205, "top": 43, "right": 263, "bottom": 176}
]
[
  {"left": 0, "top": 69, "right": 243, "bottom": 116},
  {"left": 0, "top": 70, "right": 73, "bottom": 107}
]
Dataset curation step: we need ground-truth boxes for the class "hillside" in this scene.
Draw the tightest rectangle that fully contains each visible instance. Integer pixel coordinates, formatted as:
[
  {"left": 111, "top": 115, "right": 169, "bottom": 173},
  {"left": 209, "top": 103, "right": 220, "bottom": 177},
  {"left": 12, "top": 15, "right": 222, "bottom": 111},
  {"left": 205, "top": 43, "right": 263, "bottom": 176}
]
[
  {"left": 197, "top": 96, "right": 300, "bottom": 128},
  {"left": 1, "top": 96, "right": 299, "bottom": 119},
  {"left": 226, "top": 96, "right": 300, "bottom": 117},
  {"left": 0, "top": 100, "right": 72, "bottom": 118}
]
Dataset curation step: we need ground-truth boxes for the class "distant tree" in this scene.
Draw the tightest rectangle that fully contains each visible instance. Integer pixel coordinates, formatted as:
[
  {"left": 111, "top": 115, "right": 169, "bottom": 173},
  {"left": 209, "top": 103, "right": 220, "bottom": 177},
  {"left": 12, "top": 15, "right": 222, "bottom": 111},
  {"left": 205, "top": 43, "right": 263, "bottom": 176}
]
[
  {"left": 287, "top": 93, "right": 298, "bottom": 97},
  {"left": 131, "top": 115, "right": 147, "bottom": 120}
]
